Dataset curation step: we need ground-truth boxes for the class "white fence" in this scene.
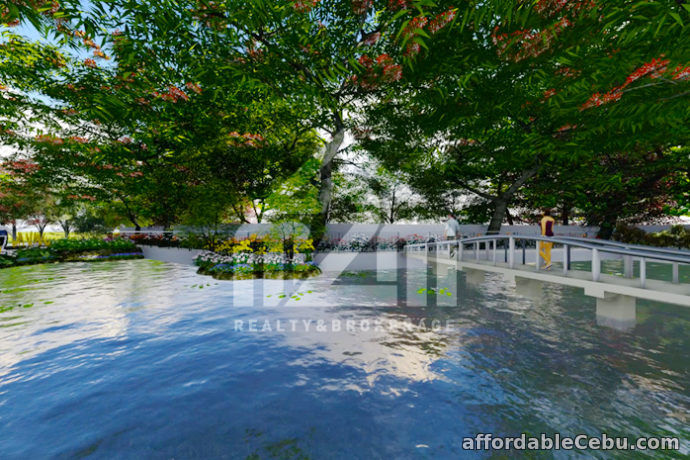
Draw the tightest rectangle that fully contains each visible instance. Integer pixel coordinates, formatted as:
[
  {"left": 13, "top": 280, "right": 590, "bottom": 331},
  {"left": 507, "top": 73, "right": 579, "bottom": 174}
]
[{"left": 121, "top": 223, "right": 611, "bottom": 239}]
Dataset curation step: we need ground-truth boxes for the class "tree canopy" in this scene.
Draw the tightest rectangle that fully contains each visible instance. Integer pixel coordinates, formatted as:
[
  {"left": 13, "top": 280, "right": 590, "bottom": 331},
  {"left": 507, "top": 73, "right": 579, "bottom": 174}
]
[{"left": 1, "top": 0, "right": 688, "bottom": 236}]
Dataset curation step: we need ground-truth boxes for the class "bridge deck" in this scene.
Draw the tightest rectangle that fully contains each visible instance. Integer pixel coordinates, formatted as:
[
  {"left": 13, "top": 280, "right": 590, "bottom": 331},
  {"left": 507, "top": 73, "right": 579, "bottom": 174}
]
[{"left": 410, "top": 254, "right": 690, "bottom": 307}]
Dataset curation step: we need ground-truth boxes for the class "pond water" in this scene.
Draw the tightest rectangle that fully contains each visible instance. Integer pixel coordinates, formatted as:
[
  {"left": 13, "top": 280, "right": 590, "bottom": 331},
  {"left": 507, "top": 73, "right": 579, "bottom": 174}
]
[{"left": 0, "top": 260, "right": 688, "bottom": 459}]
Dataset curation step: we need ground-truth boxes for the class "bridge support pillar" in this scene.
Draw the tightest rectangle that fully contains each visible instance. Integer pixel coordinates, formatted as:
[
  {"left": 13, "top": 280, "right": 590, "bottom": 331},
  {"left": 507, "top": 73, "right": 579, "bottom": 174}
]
[
  {"left": 432, "top": 262, "right": 450, "bottom": 276},
  {"left": 463, "top": 268, "right": 485, "bottom": 286},
  {"left": 596, "top": 294, "right": 636, "bottom": 331},
  {"left": 514, "top": 277, "right": 544, "bottom": 301}
]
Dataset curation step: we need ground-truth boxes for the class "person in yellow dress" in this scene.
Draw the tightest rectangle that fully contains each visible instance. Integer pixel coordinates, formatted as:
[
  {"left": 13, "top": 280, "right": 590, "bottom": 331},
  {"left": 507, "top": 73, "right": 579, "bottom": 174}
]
[{"left": 539, "top": 209, "right": 556, "bottom": 269}]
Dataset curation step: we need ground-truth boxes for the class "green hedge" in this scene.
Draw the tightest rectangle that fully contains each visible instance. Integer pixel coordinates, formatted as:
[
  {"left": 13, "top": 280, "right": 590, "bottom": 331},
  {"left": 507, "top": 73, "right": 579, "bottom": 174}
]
[
  {"left": 613, "top": 224, "right": 690, "bottom": 249},
  {"left": 48, "top": 237, "right": 137, "bottom": 253},
  {"left": 1, "top": 238, "right": 142, "bottom": 269}
]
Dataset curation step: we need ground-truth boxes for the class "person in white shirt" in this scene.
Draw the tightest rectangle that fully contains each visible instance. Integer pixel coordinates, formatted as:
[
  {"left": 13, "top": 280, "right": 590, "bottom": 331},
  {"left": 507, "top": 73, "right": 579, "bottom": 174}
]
[{"left": 444, "top": 214, "right": 461, "bottom": 240}]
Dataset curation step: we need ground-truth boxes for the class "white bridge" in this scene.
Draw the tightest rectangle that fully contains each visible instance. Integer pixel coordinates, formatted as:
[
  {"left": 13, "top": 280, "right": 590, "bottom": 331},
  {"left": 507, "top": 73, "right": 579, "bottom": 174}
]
[{"left": 405, "top": 235, "right": 690, "bottom": 330}]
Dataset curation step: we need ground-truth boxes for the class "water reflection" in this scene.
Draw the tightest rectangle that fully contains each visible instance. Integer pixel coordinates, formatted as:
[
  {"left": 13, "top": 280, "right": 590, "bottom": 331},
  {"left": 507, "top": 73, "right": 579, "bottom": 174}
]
[{"left": 0, "top": 260, "right": 688, "bottom": 458}]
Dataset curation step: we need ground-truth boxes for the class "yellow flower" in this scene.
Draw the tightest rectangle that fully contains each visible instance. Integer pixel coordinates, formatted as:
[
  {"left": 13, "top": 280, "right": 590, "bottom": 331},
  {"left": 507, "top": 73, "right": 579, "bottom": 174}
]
[
  {"left": 268, "top": 240, "right": 283, "bottom": 252},
  {"left": 296, "top": 238, "right": 314, "bottom": 252},
  {"left": 216, "top": 240, "right": 236, "bottom": 253},
  {"left": 232, "top": 239, "right": 252, "bottom": 253}
]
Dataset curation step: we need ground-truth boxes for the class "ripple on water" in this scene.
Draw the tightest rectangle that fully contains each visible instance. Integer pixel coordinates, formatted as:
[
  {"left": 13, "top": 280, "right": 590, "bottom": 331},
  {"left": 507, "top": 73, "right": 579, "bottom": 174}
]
[{"left": 0, "top": 259, "right": 688, "bottom": 458}]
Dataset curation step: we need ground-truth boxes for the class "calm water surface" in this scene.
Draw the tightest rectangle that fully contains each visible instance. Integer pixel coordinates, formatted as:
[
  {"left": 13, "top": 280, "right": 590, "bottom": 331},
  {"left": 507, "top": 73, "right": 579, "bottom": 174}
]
[{"left": 0, "top": 260, "right": 688, "bottom": 459}]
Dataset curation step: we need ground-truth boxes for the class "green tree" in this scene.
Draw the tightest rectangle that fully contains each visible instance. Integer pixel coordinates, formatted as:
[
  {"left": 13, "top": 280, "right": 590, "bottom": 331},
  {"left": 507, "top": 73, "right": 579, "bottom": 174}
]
[
  {"left": 522, "top": 147, "right": 690, "bottom": 238},
  {"left": 330, "top": 158, "right": 421, "bottom": 223},
  {"left": 188, "top": 0, "right": 454, "bottom": 236},
  {"left": 4, "top": 3, "right": 321, "bottom": 231},
  {"left": 361, "top": 0, "right": 690, "bottom": 234}
]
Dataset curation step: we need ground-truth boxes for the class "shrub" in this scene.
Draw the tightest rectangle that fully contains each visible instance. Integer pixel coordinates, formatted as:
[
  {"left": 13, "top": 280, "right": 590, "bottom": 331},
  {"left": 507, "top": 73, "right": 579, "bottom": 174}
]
[
  {"left": 0, "top": 237, "right": 142, "bottom": 269},
  {"left": 48, "top": 237, "right": 137, "bottom": 254},
  {"left": 612, "top": 224, "right": 649, "bottom": 245},
  {"left": 130, "top": 231, "right": 436, "bottom": 253},
  {"left": 613, "top": 223, "right": 690, "bottom": 249},
  {"left": 128, "top": 233, "right": 182, "bottom": 248},
  {"left": 0, "top": 255, "right": 15, "bottom": 268},
  {"left": 15, "top": 247, "right": 55, "bottom": 262}
]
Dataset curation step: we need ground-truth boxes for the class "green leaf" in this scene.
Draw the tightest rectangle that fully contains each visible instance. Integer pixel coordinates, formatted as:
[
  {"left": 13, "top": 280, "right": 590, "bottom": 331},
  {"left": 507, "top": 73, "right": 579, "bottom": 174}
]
[{"left": 669, "top": 12, "right": 684, "bottom": 27}]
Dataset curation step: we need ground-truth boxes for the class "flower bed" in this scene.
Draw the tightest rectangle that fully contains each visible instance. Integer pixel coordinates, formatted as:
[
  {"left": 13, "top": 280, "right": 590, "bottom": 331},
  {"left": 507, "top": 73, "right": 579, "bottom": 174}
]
[
  {"left": 194, "top": 251, "right": 320, "bottom": 280},
  {"left": 0, "top": 238, "right": 143, "bottom": 269},
  {"left": 128, "top": 232, "right": 315, "bottom": 253},
  {"left": 129, "top": 232, "right": 320, "bottom": 279},
  {"left": 127, "top": 231, "right": 440, "bottom": 252},
  {"left": 314, "top": 233, "right": 437, "bottom": 252},
  {"left": 128, "top": 232, "right": 195, "bottom": 248}
]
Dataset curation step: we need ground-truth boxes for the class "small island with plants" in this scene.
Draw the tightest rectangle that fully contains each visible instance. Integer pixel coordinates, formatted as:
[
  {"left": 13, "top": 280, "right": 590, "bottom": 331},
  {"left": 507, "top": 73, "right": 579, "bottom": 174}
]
[
  {"left": 192, "top": 233, "right": 320, "bottom": 280},
  {"left": 0, "top": 237, "right": 143, "bottom": 269},
  {"left": 129, "top": 223, "right": 322, "bottom": 280},
  {"left": 194, "top": 251, "right": 320, "bottom": 280}
]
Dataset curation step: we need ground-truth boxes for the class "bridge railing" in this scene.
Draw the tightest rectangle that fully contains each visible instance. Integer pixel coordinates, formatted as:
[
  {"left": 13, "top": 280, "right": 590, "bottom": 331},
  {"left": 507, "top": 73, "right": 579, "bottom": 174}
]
[
  {"left": 554, "top": 236, "right": 690, "bottom": 257},
  {"left": 405, "top": 235, "right": 690, "bottom": 288}
]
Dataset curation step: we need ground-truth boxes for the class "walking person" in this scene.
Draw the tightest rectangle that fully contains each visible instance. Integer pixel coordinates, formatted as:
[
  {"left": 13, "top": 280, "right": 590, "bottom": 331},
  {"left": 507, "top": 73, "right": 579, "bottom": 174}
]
[
  {"left": 444, "top": 213, "right": 461, "bottom": 257},
  {"left": 539, "top": 209, "right": 555, "bottom": 269},
  {"left": 444, "top": 213, "right": 461, "bottom": 240}
]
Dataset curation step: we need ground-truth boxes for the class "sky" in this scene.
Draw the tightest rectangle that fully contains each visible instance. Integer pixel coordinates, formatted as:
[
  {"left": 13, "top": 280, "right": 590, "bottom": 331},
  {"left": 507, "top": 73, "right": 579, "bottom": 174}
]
[{"left": 1, "top": 12, "right": 96, "bottom": 159}]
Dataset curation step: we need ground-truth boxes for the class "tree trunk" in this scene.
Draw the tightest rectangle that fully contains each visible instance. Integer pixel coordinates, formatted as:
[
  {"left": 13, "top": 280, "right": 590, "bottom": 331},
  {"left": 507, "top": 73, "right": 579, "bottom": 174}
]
[
  {"left": 487, "top": 198, "right": 509, "bottom": 234},
  {"left": 230, "top": 202, "right": 250, "bottom": 223},
  {"left": 313, "top": 120, "right": 345, "bottom": 240},
  {"left": 60, "top": 220, "right": 71, "bottom": 238},
  {"left": 465, "top": 165, "right": 539, "bottom": 236},
  {"left": 120, "top": 197, "right": 142, "bottom": 232},
  {"left": 11, "top": 221, "right": 16, "bottom": 241},
  {"left": 389, "top": 189, "right": 397, "bottom": 224},
  {"left": 560, "top": 203, "right": 571, "bottom": 225},
  {"left": 251, "top": 200, "right": 264, "bottom": 223},
  {"left": 505, "top": 208, "right": 514, "bottom": 225}
]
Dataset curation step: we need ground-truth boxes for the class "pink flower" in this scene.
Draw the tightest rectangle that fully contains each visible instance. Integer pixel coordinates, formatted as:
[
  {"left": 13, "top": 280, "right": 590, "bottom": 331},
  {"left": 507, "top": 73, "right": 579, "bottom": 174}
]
[
  {"left": 185, "top": 82, "right": 202, "bottom": 94},
  {"left": 403, "top": 17, "right": 428, "bottom": 40},
  {"left": 429, "top": 9, "right": 456, "bottom": 34},
  {"left": 292, "top": 0, "right": 319, "bottom": 13},
  {"left": 388, "top": 0, "right": 409, "bottom": 10},
  {"left": 405, "top": 42, "right": 421, "bottom": 57},
  {"left": 671, "top": 64, "right": 690, "bottom": 80},
  {"left": 542, "top": 88, "right": 557, "bottom": 100},
  {"left": 35, "top": 134, "right": 64, "bottom": 145}
]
